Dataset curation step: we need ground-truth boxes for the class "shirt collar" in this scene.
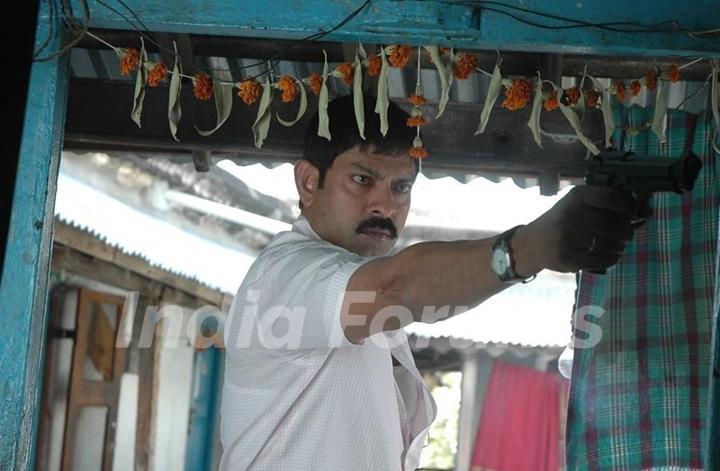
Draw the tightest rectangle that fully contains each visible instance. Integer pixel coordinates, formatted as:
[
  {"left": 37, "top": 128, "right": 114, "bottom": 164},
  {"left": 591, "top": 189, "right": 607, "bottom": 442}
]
[{"left": 291, "top": 215, "right": 322, "bottom": 241}]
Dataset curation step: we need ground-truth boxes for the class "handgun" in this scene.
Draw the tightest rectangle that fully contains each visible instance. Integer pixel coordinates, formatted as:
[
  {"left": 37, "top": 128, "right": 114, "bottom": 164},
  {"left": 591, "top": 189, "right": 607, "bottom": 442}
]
[
  {"left": 585, "top": 149, "right": 703, "bottom": 223},
  {"left": 583, "top": 150, "right": 703, "bottom": 274}
]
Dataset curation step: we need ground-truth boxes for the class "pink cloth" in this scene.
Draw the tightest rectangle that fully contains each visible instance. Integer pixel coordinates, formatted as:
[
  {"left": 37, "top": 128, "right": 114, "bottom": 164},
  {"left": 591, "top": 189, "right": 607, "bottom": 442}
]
[{"left": 471, "top": 361, "right": 568, "bottom": 471}]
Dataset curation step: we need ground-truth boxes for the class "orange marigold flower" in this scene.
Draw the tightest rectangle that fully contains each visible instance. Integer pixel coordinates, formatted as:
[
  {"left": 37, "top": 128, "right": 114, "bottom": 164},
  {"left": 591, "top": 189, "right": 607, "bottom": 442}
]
[
  {"left": 120, "top": 48, "right": 140, "bottom": 76},
  {"left": 277, "top": 75, "right": 299, "bottom": 103},
  {"left": 193, "top": 73, "right": 213, "bottom": 100},
  {"left": 409, "top": 146, "right": 428, "bottom": 159},
  {"left": 666, "top": 64, "right": 681, "bottom": 83},
  {"left": 565, "top": 86, "right": 580, "bottom": 105},
  {"left": 388, "top": 45, "right": 412, "bottom": 68},
  {"left": 335, "top": 63, "right": 354, "bottom": 85},
  {"left": 585, "top": 89, "right": 600, "bottom": 108},
  {"left": 367, "top": 56, "right": 381, "bottom": 77},
  {"left": 409, "top": 94, "right": 426, "bottom": 106},
  {"left": 543, "top": 91, "right": 559, "bottom": 112},
  {"left": 147, "top": 63, "right": 168, "bottom": 87},
  {"left": 406, "top": 116, "right": 427, "bottom": 127},
  {"left": 308, "top": 73, "right": 323, "bottom": 96},
  {"left": 615, "top": 81, "right": 626, "bottom": 101},
  {"left": 454, "top": 53, "right": 478, "bottom": 80},
  {"left": 238, "top": 79, "right": 262, "bottom": 105},
  {"left": 645, "top": 71, "right": 657, "bottom": 91},
  {"left": 501, "top": 79, "right": 532, "bottom": 111},
  {"left": 630, "top": 80, "right": 642, "bottom": 96}
]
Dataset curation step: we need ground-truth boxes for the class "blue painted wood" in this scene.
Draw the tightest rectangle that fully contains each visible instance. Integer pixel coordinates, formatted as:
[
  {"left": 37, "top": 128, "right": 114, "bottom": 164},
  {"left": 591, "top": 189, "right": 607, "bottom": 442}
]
[
  {"left": 0, "top": 2, "right": 69, "bottom": 469},
  {"left": 75, "top": 0, "right": 720, "bottom": 57},
  {"left": 185, "top": 347, "right": 223, "bottom": 471}
]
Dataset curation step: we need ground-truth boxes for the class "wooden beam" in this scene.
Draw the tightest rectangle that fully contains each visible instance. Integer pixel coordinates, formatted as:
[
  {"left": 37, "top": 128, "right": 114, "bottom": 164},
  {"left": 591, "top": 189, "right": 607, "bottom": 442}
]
[
  {"left": 71, "top": 0, "right": 720, "bottom": 58},
  {"left": 0, "top": 4, "right": 69, "bottom": 468}
]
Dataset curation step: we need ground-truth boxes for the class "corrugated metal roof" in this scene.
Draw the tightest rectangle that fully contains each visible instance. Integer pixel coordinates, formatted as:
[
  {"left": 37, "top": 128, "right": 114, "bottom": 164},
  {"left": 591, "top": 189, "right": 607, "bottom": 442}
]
[
  {"left": 54, "top": 172, "right": 257, "bottom": 294},
  {"left": 403, "top": 270, "right": 577, "bottom": 349}
]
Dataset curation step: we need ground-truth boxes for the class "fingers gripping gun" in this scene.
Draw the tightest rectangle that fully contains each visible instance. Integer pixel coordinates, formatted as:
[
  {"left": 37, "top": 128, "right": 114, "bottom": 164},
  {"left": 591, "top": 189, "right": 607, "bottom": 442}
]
[
  {"left": 585, "top": 150, "right": 703, "bottom": 223},
  {"left": 583, "top": 150, "right": 702, "bottom": 275}
]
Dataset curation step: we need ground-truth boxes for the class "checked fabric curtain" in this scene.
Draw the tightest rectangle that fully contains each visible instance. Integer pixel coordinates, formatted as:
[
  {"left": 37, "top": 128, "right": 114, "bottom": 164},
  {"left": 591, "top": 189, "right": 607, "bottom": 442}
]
[{"left": 566, "top": 105, "right": 719, "bottom": 470}]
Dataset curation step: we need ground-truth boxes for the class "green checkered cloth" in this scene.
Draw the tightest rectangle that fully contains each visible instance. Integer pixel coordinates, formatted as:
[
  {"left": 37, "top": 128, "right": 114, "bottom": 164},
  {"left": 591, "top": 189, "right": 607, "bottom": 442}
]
[{"left": 566, "top": 105, "right": 719, "bottom": 470}]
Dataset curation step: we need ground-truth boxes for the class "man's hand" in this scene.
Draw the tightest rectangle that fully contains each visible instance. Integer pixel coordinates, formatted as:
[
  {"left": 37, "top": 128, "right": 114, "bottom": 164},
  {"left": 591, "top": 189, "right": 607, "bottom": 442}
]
[{"left": 513, "top": 186, "right": 638, "bottom": 274}]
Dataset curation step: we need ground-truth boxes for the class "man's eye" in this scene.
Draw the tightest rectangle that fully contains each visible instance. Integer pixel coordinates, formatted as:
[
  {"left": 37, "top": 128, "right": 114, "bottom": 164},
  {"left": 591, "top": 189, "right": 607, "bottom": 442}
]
[
  {"left": 394, "top": 183, "right": 412, "bottom": 194},
  {"left": 352, "top": 175, "right": 371, "bottom": 185}
]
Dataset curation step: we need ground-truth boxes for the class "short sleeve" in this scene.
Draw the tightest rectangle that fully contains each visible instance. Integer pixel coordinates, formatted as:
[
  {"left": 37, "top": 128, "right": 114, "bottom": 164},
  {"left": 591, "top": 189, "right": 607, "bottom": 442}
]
[{"left": 229, "top": 234, "right": 372, "bottom": 350}]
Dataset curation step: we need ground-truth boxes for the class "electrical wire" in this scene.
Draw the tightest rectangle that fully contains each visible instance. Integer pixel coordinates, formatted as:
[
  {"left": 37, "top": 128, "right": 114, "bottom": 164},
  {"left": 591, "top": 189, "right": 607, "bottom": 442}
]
[{"left": 453, "top": 0, "right": 717, "bottom": 36}]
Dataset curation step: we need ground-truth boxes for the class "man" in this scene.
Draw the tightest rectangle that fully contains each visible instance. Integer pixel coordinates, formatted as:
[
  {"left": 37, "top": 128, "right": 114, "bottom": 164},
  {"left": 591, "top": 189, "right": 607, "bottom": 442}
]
[{"left": 220, "top": 95, "right": 636, "bottom": 470}]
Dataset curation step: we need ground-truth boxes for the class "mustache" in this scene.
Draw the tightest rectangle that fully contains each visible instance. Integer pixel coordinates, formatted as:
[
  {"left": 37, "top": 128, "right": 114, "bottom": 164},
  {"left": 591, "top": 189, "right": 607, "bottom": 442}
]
[{"left": 356, "top": 217, "right": 398, "bottom": 240}]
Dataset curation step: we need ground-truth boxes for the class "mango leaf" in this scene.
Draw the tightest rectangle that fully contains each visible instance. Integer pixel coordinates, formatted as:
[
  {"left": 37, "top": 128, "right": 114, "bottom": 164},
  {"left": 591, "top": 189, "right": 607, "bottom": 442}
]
[
  {"left": 195, "top": 69, "right": 234, "bottom": 136},
  {"left": 131, "top": 38, "right": 148, "bottom": 128},
  {"left": 475, "top": 63, "right": 503, "bottom": 135},
  {"left": 358, "top": 42, "right": 368, "bottom": 62},
  {"left": 252, "top": 76, "right": 273, "bottom": 148},
  {"left": 651, "top": 80, "right": 668, "bottom": 143},
  {"left": 353, "top": 50, "right": 365, "bottom": 139},
  {"left": 424, "top": 45, "right": 454, "bottom": 118},
  {"left": 375, "top": 46, "right": 389, "bottom": 136},
  {"left": 318, "top": 50, "right": 331, "bottom": 141},
  {"left": 527, "top": 76, "right": 544, "bottom": 148},
  {"left": 590, "top": 77, "right": 615, "bottom": 148},
  {"left": 555, "top": 85, "right": 600, "bottom": 155},
  {"left": 277, "top": 77, "right": 307, "bottom": 127},
  {"left": 168, "top": 42, "right": 182, "bottom": 142}
]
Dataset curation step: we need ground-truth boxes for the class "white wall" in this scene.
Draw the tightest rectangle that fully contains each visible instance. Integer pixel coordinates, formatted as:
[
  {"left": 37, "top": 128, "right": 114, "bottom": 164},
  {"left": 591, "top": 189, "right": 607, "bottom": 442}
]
[{"left": 152, "top": 305, "right": 195, "bottom": 471}]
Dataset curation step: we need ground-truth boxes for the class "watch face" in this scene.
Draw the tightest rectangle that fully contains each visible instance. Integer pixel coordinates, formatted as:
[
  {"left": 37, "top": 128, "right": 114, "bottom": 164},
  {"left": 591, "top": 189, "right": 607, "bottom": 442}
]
[{"left": 492, "top": 248, "right": 509, "bottom": 275}]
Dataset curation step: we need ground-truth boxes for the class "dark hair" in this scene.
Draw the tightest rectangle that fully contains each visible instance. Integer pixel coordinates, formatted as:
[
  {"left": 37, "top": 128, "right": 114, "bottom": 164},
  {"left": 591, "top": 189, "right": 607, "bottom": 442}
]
[{"left": 302, "top": 94, "right": 418, "bottom": 187}]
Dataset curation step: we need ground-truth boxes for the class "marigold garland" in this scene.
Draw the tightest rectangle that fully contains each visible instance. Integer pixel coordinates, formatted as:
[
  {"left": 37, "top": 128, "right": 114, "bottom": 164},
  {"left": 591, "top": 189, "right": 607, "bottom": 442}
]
[
  {"left": 193, "top": 73, "right": 213, "bottom": 100},
  {"left": 308, "top": 72, "right": 323, "bottom": 96},
  {"left": 100, "top": 33, "right": 694, "bottom": 162},
  {"left": 565, "top": 86, "right": 580, "bottom": 105},
  {"left": 502, "top": 80, "right": 532, "bottom": 111},
  {"left": 277, "top": 75, "right": 299, "bottom": 102},
  {"left": 585, "top": 89, "right": 600, "bottom": 108},
  {"left": 615, "top": 81, "right": 626, "bottom": 101},
  {"left": 120, "top": 48, "right": 140, "bottom": 76},
  {"left": 335, "top": 63, "right": 354, "bottom": 85},
  {"left": 409, "top": 94, "right": 427, "bottom": 106},
  {"left": 666, "top": 64, "right": 681, "bottom": 83},
  {"left": 454, "top": 53, "right": 478, "bottom": 80},
  {"left": 406, "top": 116, "right": 427, "bottom": 127},
  {"left": 367, "top": 56, "right": 381, "bottom": 77},
  {"left": 409, "top": 146, "right": 428, "bottom": 159},
  {"left": 388, "top": 45, "right": 412, "bottom": 68},
  {"left": 238, "top": 79, "right": 262, "bottom": 105},
  {"left": 543, "top": 91, "right": 559, "bottom": 112},
  {"left": 645, "top": 71, "right": 658, "bottom": 91},
  {"left": 147, "top": 63, "right": 168, "bottom": 87}
]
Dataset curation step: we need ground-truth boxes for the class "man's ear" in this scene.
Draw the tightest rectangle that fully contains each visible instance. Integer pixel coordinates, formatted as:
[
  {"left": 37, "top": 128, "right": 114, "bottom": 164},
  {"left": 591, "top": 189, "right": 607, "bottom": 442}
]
[{"left": 294, "top": 160, "right": 320, "bottom": 209}]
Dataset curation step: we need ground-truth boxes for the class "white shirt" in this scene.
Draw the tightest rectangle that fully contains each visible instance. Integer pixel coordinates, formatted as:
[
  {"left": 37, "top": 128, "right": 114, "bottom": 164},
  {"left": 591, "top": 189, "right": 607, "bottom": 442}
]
[{"left": 220, "top": 217, "right": 436, "bottom": 470}]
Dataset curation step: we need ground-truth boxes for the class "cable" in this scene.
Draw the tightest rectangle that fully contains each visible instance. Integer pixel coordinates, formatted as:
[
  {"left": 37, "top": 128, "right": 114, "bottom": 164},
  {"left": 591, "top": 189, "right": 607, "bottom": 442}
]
[
  {"left": 34, "top": 0, "right": 90, "bottom": 62},
  {"left": 452, "top": 0, "right": 717, "bottom": 35}
]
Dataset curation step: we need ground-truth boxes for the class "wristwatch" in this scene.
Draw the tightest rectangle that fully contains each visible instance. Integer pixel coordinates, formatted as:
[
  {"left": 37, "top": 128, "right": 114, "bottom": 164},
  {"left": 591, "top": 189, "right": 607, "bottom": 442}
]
[{"left": 491, "top": 225, "right": 536, "bottom": 283}]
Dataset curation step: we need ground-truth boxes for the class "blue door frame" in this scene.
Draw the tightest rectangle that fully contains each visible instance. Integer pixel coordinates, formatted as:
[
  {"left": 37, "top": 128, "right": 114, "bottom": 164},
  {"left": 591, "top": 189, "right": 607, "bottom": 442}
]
[
  {"left": 185, "top": 347, "right": 224, "bottom": 471},
  {"left": 2, "top": 1, "right": 719, "bottom": 469}
]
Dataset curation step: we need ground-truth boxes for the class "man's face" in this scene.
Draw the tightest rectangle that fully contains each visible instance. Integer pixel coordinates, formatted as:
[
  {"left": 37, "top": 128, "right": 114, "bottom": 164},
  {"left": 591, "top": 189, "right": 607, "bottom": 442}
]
[{"left": 298, "top": 147, "right": 416, "bottom": 257}]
